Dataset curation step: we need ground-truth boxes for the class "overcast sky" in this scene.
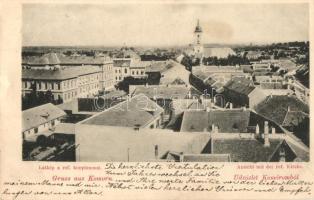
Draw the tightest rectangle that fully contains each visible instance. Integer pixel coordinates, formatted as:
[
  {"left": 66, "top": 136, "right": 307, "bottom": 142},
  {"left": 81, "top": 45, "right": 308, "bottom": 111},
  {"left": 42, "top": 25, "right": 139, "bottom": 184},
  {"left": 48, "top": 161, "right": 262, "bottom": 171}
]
[{"left": 22, "top": 3, "right": 309, "bottom": 46}]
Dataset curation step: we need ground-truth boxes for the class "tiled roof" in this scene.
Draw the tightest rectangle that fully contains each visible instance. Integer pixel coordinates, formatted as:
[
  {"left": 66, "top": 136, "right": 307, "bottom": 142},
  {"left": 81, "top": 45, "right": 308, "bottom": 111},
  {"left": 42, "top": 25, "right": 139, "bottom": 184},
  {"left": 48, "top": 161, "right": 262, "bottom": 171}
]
[
  {"left": 181, "top": 110, "right": 250, "bottom": 133},
  {"left": 246, "top": 51, "right": 263, "bottom": 57},
  {"left": 76, "top": 124, "right": 210, "bottom": 162},
  {"left": 255, "top": 96, "right": 309, "bottom": 125},
  {"left": 129, "top": 60, "right": 151, "bottom": 69},
  {"left": 180, "top": 109, "right": 285, "bottom": 134},
  {"left": 212, "top": 138, "right": 283, "bottom": 162},
  {"left": 159, "top": 61, "right": 190, "bottom": 85},
  {"left": 145, "top": 61, "right": 172, "bottom": 73},
  {"left": 285, "top": 138, "right": 309, "bottom": 161},
  {"left": 113, "top": 59, "right": 131, "bottom": 67},
  {"left": 132, "top": 85, "right": 190, "bottom": 99},
  {"left": 224, "top": 77, "right": 255, "bottom": 95},
  {"left": 22, "top": 65, "right": 102, "bottom": 80},
  {"left": 23, "top": 53, "right": 110, "bottom": 65},
  {"left": 255, "top": 76, "right": 283, "bottom": 83},
  {"left": 282, "top": 111, "right": 309, "bottom": 127},
  {"left": 81, "top": 94, "right": 164, "bottom": 127},
  {"left": 22, "top": 103, "right": 66, "bottom": 132}
]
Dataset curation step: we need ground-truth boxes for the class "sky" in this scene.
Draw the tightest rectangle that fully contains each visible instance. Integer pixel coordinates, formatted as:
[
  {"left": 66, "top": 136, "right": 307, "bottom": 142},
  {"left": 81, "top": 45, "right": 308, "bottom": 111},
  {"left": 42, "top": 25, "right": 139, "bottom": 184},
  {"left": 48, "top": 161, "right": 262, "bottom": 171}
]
[{"left": 22, "top": 3, "right": 309, "bottom": 47}]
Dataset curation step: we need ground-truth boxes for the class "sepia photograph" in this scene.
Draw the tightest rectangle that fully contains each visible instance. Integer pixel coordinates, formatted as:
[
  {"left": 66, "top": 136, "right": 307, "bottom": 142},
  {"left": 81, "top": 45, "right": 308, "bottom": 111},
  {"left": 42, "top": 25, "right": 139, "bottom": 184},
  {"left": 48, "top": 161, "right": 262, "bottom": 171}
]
[{"left": 21, "top": 3, "right": 309, "bottom": 162}]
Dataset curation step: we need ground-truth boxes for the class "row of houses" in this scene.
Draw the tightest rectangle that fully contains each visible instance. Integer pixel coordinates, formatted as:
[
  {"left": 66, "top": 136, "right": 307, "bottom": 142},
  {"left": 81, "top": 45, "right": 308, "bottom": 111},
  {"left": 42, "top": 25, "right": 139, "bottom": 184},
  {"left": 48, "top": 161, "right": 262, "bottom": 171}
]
[
  {"left": 22, "top": 101, "right": 309, "bottom": 162},
  {"left": 22, "top": 53, "right": 179, "bottom": 104}
]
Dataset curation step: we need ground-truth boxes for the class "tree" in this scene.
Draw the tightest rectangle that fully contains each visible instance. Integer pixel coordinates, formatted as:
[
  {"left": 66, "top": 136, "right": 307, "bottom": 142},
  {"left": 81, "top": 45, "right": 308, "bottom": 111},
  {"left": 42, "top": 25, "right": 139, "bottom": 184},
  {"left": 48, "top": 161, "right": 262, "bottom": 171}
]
[{"left": 45, "top": 90, "right": 54, "bottom": 103}]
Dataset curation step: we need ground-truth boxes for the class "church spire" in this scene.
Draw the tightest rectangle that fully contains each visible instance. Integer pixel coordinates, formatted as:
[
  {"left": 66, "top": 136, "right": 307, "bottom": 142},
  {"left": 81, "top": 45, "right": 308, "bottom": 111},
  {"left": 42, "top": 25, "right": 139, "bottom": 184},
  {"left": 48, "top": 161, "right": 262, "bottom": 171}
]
[{"left": 194, "top": 19, "right": 202, "bottom": 33}]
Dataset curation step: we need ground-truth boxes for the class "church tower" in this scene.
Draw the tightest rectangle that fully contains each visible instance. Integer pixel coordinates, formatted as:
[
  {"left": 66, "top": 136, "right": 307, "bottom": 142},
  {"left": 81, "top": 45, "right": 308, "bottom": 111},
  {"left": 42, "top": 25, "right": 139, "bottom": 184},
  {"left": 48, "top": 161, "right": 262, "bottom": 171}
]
[{"left": 194, "top": 19, "right": 203, "bottom": 57}]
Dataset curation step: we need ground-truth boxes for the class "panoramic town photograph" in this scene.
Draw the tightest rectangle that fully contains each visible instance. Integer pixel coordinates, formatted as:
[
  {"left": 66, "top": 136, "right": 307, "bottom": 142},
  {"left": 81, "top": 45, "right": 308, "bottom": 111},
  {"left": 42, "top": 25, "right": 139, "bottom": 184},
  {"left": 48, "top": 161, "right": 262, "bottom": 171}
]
[{"left": 21, "top": 3, "right": 309, "bottom": 162}]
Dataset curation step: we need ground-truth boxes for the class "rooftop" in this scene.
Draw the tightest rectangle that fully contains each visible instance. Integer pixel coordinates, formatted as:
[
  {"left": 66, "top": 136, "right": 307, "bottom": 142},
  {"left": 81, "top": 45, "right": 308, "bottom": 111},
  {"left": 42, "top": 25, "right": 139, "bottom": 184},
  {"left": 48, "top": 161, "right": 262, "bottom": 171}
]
[
  {"left": 211, "top": 132, "right": 309, "bottom": 162},
  {"left": 76, "top": 124, "right": 210, "bottom": 162},
  {"left": 145, "top": 61, "right": 172, "bottom": 73},
  {"left": 131, "top": 85, "right": 190, "bottom": 99},
  {"left": 74, "top": 124, "right": 309, "bottom": 162},
  {"left": 224, "top": 77, "right": 255, "bottom": 95},
  {"left": 23, "top": 53, "right": 111, "bottom": 66},
  {"left": 81, "top": 94, "right": 164, "bottom": 128},
  {"left": 212, "top": 137, "right": 283, "bottom": 162},
  {"left": 180, "top": 109, "right": 285, "bottom": 133},
  {"left": 282, "top": 111, "right": 309, "bottom": 127},
  {"left": 22, "top": 65, "right": 102, "bottom": 80},
  {"left": 129, "top": 60, "right": 152, "bottom": 69},
  {"left": 53, "top": 123, "right": 76, "bottom": 134},
  {"left": 255, "top": 95, "right": 309, "bottom": 125},
  {"left": 22, "top": 103, "right": 66, "bottom": 132}
]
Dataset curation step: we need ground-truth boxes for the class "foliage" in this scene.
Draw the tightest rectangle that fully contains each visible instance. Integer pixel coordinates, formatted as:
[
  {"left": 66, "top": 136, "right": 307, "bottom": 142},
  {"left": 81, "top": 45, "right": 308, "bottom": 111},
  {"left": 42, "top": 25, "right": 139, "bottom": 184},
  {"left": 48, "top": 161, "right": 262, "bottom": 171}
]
[
  {"left": 203, "top": 55, "right": 250, "bottom": 66},
  {"left": 22, "top": 82, "right": 62, "bottom": 110},
  {"left": 115, "top": 76, "right": 148, "bottom": 93}
]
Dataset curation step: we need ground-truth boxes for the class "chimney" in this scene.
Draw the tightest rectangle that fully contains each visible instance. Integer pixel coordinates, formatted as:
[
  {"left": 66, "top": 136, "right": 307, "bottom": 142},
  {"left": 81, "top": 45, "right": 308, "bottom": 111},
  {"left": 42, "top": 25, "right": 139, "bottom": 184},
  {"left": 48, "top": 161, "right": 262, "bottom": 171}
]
[
  {"left": 279, "top": 148, "right": 286, "bottom": 162},
  {"left": 145, "top": 83, "right": 148, "bottom": 87},
  {"left": 212, "top": 124, "right": 215, "bottom": 133},
  {"left": 264, "top": 121, "right": 270, "bottom": 147},
  {"left": 179, "top": 152, "right": 184, "bottom": 162},
  {"left": 255, "top": 124, "right": 260, "bottom": 137},
  {"left": 287, "top": 106, "right": 290, "bottom": 112},
  {"left": 203, "top": 128, "right": 207, "bottom": 133},
  {"left": 271, "top": 127, "right": 276, "bottom": 135},
  {"left": 230, "top": 103, "right": 233, "bottom": 109},
  {"left": 154, "top": 145, "right": 159, "bottom": 160},
  {"left": 206, "top": 106, "right": 211, "bottom": 112},
  {"left": 243, "top": 106, "right": 246, "bottom": 111},
  {"left": 188, "top": 91, "right": 192, "bottom": 99}
]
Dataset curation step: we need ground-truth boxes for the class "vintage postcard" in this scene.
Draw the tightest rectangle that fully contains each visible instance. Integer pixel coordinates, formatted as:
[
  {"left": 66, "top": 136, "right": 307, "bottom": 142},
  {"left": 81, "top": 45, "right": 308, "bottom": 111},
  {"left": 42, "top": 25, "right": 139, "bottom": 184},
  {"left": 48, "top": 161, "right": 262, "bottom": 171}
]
[{"left": 0, "top": 0, "right": 313, "bottom": 199}]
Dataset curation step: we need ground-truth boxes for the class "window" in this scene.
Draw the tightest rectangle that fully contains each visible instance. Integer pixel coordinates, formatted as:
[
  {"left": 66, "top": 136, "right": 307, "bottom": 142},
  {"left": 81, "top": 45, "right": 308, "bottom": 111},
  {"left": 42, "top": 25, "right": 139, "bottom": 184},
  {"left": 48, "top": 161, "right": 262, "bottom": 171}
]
[
  {"left": 34, "top": 128, "right": 38, "bottom": 134},
  {"left": 57, "top": 83, "right": 60, "bottom": 90},
  {"left": 124, "top": 68, "right": 127, "bottom": 74},
  {"left": 150, "top": 124, "right": 154, "bottom": 129}
]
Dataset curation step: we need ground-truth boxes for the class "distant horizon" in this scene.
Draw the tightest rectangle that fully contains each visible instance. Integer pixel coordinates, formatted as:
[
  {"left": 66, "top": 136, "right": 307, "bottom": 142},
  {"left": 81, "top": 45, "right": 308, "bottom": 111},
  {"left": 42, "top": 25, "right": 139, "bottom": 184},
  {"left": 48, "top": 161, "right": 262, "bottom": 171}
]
[
  {"left": 23, "top": 3, "right": 309, "bottom": 46},
  {"left": 22, "top": 40, "right": 310, "bottom": 49}
]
